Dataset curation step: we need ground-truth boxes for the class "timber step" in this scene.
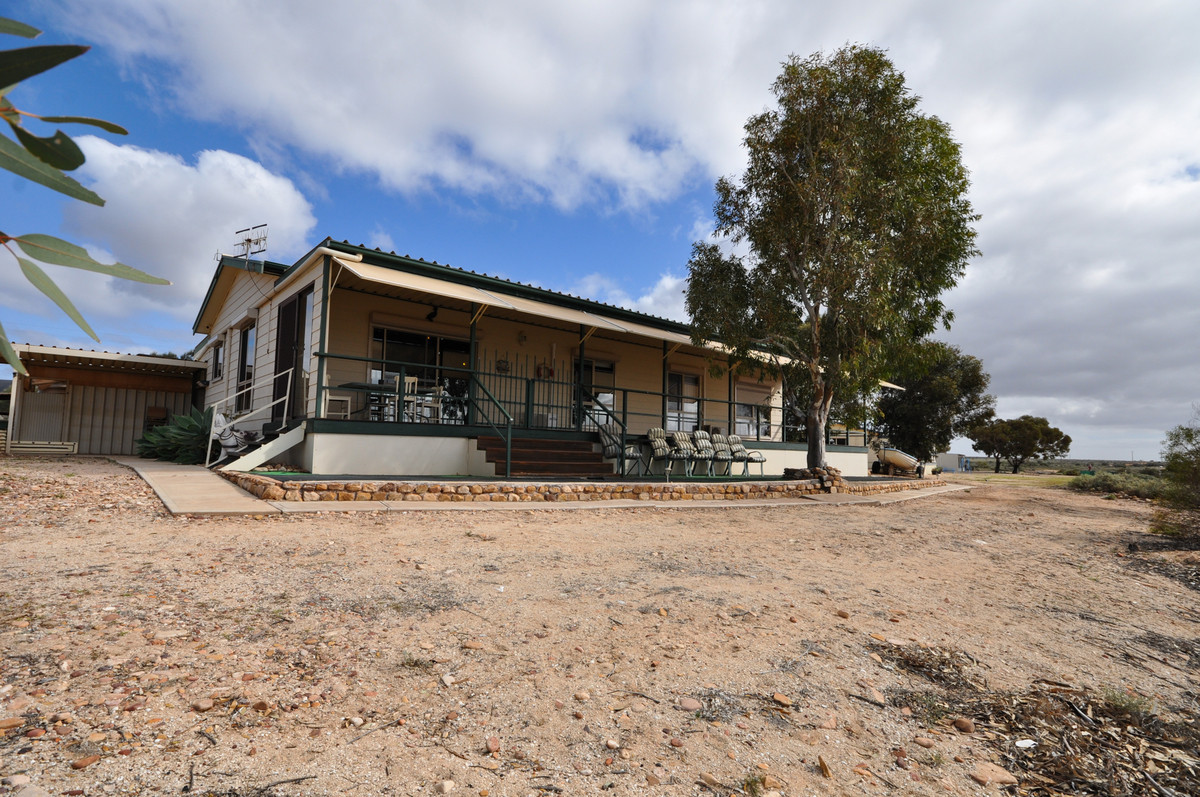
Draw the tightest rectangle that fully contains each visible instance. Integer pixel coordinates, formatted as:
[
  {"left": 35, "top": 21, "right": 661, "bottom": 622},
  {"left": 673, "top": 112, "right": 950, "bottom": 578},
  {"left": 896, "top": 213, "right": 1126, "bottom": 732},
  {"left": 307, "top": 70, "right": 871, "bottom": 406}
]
[{"left": 475, "top": 435, "right": 612, "bottom": 478}]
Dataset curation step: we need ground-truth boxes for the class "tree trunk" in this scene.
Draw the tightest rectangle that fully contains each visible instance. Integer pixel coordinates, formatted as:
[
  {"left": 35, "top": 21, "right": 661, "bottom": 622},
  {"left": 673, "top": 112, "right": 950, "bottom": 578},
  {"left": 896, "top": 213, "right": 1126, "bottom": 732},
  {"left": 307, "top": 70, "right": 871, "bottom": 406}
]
[
  {"left": 993, "top": 456, "right": 1001, "bottom": 473},
  {"left": 806, "top": 382, "right": 833, "bottom": 469}
]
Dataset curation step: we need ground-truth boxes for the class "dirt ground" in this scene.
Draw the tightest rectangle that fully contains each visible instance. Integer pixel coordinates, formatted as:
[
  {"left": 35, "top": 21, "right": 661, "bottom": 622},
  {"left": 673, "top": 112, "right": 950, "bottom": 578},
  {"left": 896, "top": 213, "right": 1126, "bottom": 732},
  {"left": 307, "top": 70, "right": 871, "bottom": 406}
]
[{"left": 1, "top": 456, "right": 1198, "bottom": 797}]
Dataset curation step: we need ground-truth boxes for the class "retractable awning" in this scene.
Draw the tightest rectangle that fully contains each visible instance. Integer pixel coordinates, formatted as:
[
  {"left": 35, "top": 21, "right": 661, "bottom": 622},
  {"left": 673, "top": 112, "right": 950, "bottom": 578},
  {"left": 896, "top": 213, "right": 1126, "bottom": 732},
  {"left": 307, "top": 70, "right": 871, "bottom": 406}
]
[{"left": 334, "top": 257, "right": 695, "bottom": 347}]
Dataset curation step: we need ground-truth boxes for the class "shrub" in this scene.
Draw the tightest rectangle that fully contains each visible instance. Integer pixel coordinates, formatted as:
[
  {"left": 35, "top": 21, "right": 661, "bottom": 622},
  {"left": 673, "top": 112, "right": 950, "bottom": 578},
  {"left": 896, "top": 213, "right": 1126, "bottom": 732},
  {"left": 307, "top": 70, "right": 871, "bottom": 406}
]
[
  {"left": 1069, "top": 471, "right": 1169, "bottom": 501},
  {"left": 136, "top": 406, "right": 215, "bottom": 464}
]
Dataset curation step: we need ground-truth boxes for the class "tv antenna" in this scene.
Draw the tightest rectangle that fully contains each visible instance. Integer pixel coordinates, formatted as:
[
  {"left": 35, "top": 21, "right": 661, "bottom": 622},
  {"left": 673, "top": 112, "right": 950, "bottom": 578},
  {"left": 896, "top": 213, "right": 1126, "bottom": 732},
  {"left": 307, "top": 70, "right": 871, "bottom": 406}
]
[{"left": 233, "top": 224, "right": 268, "bottom": 260}]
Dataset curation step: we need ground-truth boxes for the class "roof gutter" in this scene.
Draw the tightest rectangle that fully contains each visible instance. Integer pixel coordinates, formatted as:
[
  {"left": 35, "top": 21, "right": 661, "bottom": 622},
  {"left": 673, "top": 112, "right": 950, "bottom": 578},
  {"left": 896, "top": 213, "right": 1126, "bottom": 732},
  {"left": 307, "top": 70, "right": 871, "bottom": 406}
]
[{"left": 272, "top": 246, "right": 363, "bottom": 297}]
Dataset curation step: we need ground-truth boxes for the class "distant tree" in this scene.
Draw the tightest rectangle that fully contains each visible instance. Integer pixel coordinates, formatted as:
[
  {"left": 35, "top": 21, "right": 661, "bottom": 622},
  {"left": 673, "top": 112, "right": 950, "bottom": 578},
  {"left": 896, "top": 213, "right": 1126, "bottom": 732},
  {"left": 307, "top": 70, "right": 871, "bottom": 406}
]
[
  {"left": 685, "top": 45, "right": 979, "bottom": 468},
  {"left": 0, "top": 17, "right": 168, "bottom": 376},
  {"left": 968, "top": 415, "right": 1071, "bottom": 473},
  {"left": 875, "top": 342, "right": 995, "bottom": 462},
  {"left": 1160, "top": 411, "right": 1200, "bottom": 533}
]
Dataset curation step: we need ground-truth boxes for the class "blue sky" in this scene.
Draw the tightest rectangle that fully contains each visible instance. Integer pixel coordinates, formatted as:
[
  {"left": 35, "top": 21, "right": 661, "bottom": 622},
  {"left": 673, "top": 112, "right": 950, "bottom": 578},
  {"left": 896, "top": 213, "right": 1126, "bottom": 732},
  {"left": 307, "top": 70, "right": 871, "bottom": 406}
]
[{"left": 3, "top": 0, "right": 1198, "bottom": 461}]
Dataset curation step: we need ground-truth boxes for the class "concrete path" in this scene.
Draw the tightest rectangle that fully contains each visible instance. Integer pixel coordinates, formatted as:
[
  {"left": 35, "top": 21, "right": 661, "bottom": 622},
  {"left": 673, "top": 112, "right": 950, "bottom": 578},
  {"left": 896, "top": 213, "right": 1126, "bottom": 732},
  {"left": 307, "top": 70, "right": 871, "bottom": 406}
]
[
  {"left": 114, "top": 458, "right": 278, "bottom": 516},
  {"left": 114, "top": 457, "right": 972, "bottom": 517}
]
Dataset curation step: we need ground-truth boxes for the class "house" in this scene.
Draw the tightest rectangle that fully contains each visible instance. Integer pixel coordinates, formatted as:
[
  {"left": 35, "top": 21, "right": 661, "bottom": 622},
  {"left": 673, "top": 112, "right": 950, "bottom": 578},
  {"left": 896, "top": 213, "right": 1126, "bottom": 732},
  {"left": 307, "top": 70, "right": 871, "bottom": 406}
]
[
  {"left": 192, "top": 238, "right": 870, "bottom": 477},
  {"left": 3, "top": 345, "right": 206, "bottom": 456}
]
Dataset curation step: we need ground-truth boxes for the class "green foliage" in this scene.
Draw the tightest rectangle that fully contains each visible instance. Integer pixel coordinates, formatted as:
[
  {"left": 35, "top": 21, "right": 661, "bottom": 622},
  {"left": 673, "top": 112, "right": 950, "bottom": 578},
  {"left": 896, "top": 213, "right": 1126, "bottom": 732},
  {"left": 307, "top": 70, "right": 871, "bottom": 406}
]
[
  {"left": 968, "top": 415, "right": 1071, "bottom": 473},
  {"left": 685, "top": 45, "right": 979, "bottom": 468},
  {"left": 1158, "top": 413, "right": 1200, "bottom": 534},
  {"left": 136, "top": 406, "right": 215, "bottom": 465},
  {"left": 1069, "top": 471, "right": 1169, "bottom": 500},
  {"left": 0, "top": 17, "right": 168, "bottom": 376},
  {"left": 875, "top": 341, "right": 995, "bottom": 462}
]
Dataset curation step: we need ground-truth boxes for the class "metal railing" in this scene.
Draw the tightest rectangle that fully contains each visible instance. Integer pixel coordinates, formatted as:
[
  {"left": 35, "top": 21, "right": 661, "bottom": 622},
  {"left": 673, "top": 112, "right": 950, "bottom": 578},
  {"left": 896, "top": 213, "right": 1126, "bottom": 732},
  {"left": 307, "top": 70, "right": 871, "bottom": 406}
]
[
  {"left": 314, "top": 352, "right": 867, "bottom": 446},
  {"left": 204, "top": 367, "right": 293, "bottom": 468}
]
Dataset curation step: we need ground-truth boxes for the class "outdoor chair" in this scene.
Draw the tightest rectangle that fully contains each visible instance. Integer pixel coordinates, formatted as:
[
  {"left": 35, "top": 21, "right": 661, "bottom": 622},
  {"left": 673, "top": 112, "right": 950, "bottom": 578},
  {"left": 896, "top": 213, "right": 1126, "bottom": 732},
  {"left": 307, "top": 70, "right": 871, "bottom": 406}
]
[
  {"left": 671, "top": 431, "right": 711, "bottom": 478},
  {"left": 691, "top": 430, "right": 723, "bottom": 477},
  {"left": 728, "top": 434, "right": 766, "bottom": 476},
  {"left": 708, "top": 432, "right": 735, "bottom": 477},
  {"left": 647, "top": 427, "right": 686, "bottom": 479},
  {"left": 599, "top": 424, "right": 645, "bottom": 476}
]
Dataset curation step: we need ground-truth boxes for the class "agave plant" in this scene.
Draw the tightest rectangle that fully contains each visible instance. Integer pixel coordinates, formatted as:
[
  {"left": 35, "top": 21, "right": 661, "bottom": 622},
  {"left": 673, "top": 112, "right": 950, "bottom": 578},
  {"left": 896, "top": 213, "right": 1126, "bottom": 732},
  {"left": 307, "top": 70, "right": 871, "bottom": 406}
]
[{"left": 136, "top": 406, "right": 216, "bottom": 465}]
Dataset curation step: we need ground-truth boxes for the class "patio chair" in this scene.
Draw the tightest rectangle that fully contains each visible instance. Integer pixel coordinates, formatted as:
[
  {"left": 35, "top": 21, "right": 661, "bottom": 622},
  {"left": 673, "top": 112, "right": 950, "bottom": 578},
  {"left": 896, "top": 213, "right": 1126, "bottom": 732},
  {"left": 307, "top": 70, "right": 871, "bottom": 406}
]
[
  {"left": 691, "top": 430, "right": 723, "bottom": 477},
  {"left": 599, "top": 424, "right": 645, "bottom": 476},
  {"left": 728, "top": 434, "right": 766, "bottom": 476},
  {"left": 647, "top": 427, "right": 685, "bottom": 479},
  {"left": 708, "top": 432, "right": 735, "bottom": 477},
  {"left": 671, "top": 431, "right": 711, "bottom": 478}
]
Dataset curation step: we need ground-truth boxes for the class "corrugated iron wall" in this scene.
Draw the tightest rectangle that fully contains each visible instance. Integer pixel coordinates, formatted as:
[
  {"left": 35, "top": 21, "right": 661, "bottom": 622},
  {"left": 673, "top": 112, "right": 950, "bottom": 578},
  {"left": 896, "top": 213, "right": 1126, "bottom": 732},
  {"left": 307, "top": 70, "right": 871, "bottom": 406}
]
[{"left": 64, "top": 385, "right": 192, "bottom": 455}]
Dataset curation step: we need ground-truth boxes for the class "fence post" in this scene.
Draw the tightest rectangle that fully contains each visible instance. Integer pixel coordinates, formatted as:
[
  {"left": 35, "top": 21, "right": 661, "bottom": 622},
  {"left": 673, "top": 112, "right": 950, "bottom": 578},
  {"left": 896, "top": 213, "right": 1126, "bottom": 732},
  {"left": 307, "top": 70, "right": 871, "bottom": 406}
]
[{"left": 524, "top": 379, "right": 534, "bottom": 429}]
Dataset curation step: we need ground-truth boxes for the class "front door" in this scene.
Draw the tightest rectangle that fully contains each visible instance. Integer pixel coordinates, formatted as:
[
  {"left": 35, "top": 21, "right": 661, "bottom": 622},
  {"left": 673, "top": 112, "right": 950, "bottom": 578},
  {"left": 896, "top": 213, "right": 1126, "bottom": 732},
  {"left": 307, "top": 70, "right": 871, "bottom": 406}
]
[{"left": 272, "top": 286, "right": 313, "bottom": 425}]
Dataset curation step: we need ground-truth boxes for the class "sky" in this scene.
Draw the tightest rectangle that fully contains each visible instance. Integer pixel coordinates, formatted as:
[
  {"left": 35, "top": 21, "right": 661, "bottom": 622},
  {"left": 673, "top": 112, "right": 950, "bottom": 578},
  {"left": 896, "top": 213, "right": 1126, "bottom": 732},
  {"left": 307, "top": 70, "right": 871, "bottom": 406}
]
[{"left": 2, "top": 0, "right": 1197, "bottom": 461}]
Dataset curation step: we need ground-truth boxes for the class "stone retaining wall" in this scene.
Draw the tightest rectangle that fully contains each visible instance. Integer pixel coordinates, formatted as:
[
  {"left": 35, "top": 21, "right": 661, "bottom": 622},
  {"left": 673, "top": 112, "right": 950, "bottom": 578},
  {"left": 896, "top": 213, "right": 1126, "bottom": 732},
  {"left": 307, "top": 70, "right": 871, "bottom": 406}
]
[{"left": 218, "top": 471, "right": 946, "bottom": 503}]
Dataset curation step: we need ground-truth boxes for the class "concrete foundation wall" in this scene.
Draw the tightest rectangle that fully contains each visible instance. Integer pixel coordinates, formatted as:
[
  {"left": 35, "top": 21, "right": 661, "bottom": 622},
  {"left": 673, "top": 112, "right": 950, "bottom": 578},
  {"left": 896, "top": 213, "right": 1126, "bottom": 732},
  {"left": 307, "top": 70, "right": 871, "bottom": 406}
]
[{"left": 304, "top": 433, "right": 478, "bottom": 476}]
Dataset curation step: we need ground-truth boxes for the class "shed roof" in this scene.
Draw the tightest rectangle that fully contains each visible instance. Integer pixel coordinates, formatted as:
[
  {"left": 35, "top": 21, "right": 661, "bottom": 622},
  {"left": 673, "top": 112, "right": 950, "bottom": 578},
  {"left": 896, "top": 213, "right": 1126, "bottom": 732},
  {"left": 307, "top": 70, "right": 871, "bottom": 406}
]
[{"left": 13, "top": 344, "right": 207, "bottom": 376}]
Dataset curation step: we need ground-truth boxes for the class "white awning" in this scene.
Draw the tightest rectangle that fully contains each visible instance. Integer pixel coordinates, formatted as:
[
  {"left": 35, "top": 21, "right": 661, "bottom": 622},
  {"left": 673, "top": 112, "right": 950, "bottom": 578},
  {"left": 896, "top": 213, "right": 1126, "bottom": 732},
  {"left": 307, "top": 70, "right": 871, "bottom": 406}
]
[
  {"left": 336, "top": 259, "right": 518, "bottom": 310},
  {"left": 335, "top": 257, "right": 696, "bottom": 347}
]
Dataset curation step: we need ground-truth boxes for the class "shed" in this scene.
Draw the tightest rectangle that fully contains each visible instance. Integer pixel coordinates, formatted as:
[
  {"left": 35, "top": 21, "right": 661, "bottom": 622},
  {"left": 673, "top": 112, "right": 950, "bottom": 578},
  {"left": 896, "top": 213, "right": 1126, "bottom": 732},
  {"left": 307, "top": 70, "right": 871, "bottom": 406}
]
[{"left": 4, "top": 345, "right": 206, "bottom": 456}]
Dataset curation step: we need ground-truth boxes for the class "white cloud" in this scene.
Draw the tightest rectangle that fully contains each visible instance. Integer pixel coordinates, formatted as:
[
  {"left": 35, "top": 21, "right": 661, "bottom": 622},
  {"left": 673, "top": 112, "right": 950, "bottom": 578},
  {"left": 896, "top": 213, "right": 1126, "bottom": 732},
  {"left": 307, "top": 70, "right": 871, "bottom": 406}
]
[
  {"left": 569, "top": 272, "right": 688, "bottom": 322},
  {"left": 57, "top": 138, "right": 316, "bottom": 324}
]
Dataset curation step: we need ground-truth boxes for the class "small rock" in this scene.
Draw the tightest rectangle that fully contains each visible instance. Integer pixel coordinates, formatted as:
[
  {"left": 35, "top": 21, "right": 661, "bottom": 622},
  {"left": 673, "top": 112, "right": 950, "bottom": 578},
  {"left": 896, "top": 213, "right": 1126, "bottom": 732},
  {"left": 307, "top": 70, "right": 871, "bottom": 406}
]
[
  {"left": 835, "top": 609, "right": 851, "bottom": 619},
  {"left": 969, "top": 762, "right": 1018, "bottom": 786},
  {"left": 486, "top": 736, "right": 500, "bottom": 753},
  {"left": 350, "top": 717, "right": 364, "bottom": 727},
  {"left": 2, "top": 775, "right": 30, "bottom": 786},
  {"left": 25, "top": 728, "right": 45, "bottom": 738},
  {"left": 953, "top": 717, "right": 975, "bottom": 733},
  {"left": 645, "top": 774, "right": 662, "bottom": 786},
  {"left": 762, "top": 775, "right": 784, "bottom": 789},
  {"left": 0, "top": 717, "right": 24, "bottom": 730},
  {"left": 772, "top": 693, "right": 792, "bottom": 707},
  {"left": 463, "top": 641, "right": 483, "bottom": 650},
  {"left": 71, "top": 755, "right": 101, "bottom": 770},
  {"left": 700, "top": 773, "right": 720, "bottom": 787},
  {"left": 435, "top": 780, "right": 456, "bottom": 794},
  {"left": 191, "top": 698, "right": 214, "bottom": 713},
  {"left": 818, "top": 713, "right": 838, "bottom": 730},
  {"left": 679, "top": 697, "right": 702, "bottom": 712},
  {"left": 605, "top": 739, "right": 619, "bottom": 749},
  {"left": 574, "top": 690, "right": 590, "bottom": 702},
  {"left": 669, "top": 737, "right": 684, "bottom": 747},
  {"left": 441, "top": 674, "right": 455, "bottom": 688},
  {"left": 914, "top": 736, "right": 935, "bottom": 748}
]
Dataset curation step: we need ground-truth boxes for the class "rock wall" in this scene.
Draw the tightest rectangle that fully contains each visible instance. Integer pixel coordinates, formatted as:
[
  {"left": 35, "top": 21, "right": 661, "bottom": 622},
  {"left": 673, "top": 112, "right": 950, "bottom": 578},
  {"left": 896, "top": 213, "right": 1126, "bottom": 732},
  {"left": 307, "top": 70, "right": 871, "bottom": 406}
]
[{"left": 218, "top": 471, "right": 946, "bottom": 503}]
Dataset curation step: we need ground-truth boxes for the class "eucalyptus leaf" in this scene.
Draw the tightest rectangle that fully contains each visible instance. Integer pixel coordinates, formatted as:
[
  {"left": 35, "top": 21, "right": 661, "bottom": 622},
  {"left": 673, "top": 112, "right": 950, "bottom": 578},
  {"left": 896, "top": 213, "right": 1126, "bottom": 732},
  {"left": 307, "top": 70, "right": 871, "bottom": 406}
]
[
  {"left": 0, "top": 316, "right": 26, "bottom": 376},
  {"left": 17, "top": 256, "right": 99, "bottom": 340},
  {"left": 0, "top": 96, "right": 17, "bottom": 124},
  {"left": 0, "top": 132, "right": 103, "bottom": 204},
  {"left": 12, "top": 124, "right": 85, "bottom": 170},
  {"left": 39, "top": 115, "right": 128, "bottom": 135},
  {"left": 0, "top": 44, "right": 87, "bottom": 88},
  {"left": 0, "top": 18, "right": 40, "bottom": 39},
  {"left": 15, "top": 234, "right": 171, "bottom": 284}
]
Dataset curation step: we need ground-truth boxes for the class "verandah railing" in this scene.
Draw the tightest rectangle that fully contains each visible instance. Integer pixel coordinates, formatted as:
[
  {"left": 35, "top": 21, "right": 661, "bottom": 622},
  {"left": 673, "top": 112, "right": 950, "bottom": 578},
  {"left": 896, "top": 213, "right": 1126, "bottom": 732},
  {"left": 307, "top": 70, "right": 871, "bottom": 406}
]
[{"left": 313, "top": 352, "right": 864, "bottom": 446}]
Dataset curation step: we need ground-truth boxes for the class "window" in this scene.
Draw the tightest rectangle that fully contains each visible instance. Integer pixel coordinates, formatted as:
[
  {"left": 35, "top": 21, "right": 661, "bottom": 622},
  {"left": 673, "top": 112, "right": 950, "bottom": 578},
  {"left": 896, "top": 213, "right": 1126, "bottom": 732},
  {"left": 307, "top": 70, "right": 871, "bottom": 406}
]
[
  {"left": 666, "top": 372, "right": 700, "bottom": 431},
  {"left": 236, "top": 323, "right": 256, "bottom": 412},
  {"left": 735, "top": 384, "right": 771, "bottom": 440},
  {"left": 370, "top": 327, "right": 470, "bottom": 422},
  {"left": 574, "top": 358, "right": 616, "bottom": 428},
  {"left": 211, "top": 341, "right": 224, "bottom": 381}
]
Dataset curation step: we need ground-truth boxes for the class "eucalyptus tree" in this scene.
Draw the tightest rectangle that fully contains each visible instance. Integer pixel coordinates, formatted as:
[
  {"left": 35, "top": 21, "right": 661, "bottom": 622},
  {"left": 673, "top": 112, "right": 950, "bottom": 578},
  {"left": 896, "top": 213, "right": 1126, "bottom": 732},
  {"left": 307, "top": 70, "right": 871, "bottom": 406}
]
[
  {"left": 686, "top": 45, "right": 978, "bottom": 468},
  {"left": 0, "top": 17, "right": 167, "bottom": 375}
]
